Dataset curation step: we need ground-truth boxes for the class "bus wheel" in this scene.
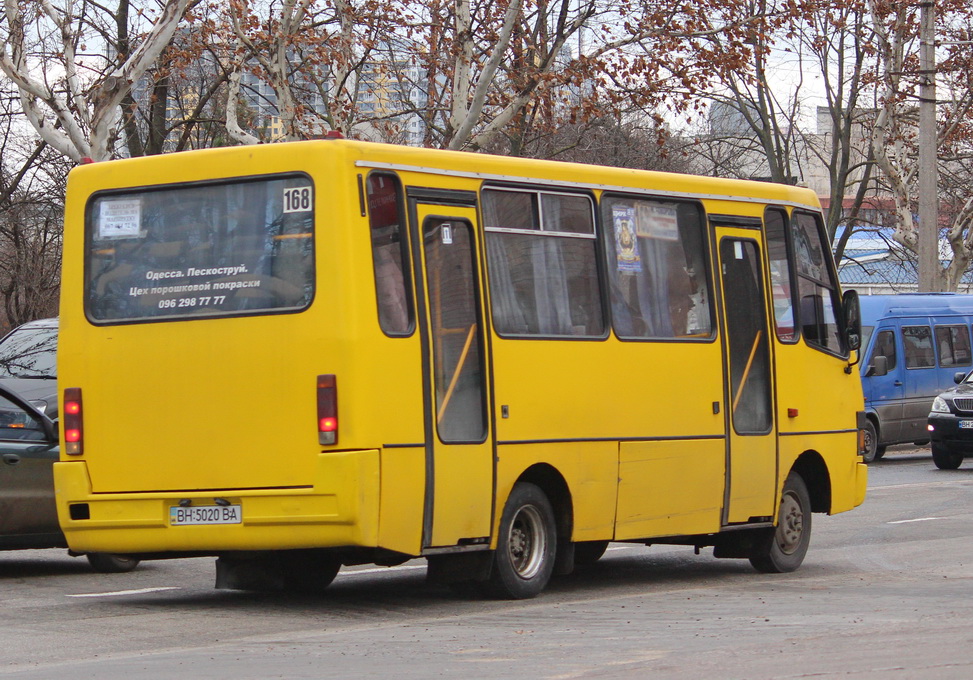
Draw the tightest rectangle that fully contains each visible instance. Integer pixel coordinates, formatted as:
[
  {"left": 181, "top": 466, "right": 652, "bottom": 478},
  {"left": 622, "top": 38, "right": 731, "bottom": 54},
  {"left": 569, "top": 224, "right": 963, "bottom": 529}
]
[
  {"left": 749, "top": 472, "right": 811, "bottom": 574},
  {"left": 86, "top": 553, "right": 140, "bottom": 573},
  {"left": 484, "top": 483, "right": 556, "bottom": 599},
  {"left": 932, "top": 444, "right": 963, "bottom": 470},
  {"left": 862, "top": 421, "right": 879, "bottom": 464},
  {"left": 574, "top": 540, "right": 609, "bottom": 566},
  {"left": 281, "top": 551, "right": 342, "bottom": 593}
]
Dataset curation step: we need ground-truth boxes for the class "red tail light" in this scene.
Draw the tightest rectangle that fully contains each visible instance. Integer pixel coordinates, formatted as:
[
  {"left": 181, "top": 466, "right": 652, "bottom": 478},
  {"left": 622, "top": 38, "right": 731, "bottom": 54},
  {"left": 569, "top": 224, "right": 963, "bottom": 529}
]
[
  {"left": 63, "top": 387, "right": 83, "bottom": 455},
  {"left": 317, "top": 375, "right": 337, "bottom": 445}
]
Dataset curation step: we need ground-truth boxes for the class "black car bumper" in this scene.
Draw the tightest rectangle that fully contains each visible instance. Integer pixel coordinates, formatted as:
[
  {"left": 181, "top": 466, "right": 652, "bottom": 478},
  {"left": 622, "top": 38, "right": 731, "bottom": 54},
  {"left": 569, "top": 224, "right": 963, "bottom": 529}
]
[{"left": 928, "top": 413, "right": 973, "bottom": 454}]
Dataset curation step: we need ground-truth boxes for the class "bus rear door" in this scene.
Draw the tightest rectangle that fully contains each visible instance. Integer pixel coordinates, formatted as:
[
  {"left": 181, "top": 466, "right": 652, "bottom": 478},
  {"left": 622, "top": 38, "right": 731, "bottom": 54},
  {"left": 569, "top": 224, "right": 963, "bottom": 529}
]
[{"left": 409, "top": 193, "right": 494, "bottom": 549}]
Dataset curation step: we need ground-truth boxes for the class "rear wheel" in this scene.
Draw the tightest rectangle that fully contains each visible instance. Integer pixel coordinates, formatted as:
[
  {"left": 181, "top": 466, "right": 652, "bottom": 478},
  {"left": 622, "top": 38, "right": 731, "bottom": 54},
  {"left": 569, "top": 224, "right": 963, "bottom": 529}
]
[
  {"left": 86, "top": 553, "right": 140, "bottom": 573},
  {"left": 932, "top": 443, "right": 963, "bottom": 470},
  {"left": 573, "top": 540, "right": 609, "bottom": 566},
  {"left": 483, "top": 483, "right": 556, "bottom": 599},
  {"left": 281, "top": 551, "right": 342, "bottom": 593},
  {"left": 750, "top": 472, "right": 811, "bottom": 574},
  {"left": 215, "top": 550, "right": 341, "bottom": 592}
]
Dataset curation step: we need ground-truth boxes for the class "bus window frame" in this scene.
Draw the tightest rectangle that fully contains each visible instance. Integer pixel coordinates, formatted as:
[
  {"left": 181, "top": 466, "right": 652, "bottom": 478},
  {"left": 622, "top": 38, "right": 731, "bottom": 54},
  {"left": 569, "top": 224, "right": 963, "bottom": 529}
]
[
  {"left": 601, "top": 192, "right": 716, "bottom": 344},
  {"left": 764, "top": 205, "right": 800, "bottom": 346},
  {"left": 789, "top": 208, "right": 849, "bottom": 360},
  {"left": 82, "top": 171, "right": 317, "bottom": 327},
  {"left": 365, "top": 170, "right": 416, "bottom": 338},
  {"left": 480, "top": 183, "right": 609, "bottom": 342}
]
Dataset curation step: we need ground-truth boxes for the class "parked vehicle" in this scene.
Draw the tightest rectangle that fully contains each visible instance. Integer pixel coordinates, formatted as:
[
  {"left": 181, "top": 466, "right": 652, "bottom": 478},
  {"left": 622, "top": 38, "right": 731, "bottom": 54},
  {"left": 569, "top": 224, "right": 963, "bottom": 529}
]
[
  {"left": 859, "top": 293, "right": 973, "bottom": 463},
  {"left": 0, "top": 318, "right": 58, "bottom": 419},
  {"left": 0, "top": 370, "right": 139, "bottom": 571},
  {"left": 927, "top": 371, "right": 973, "bottom": 469}
]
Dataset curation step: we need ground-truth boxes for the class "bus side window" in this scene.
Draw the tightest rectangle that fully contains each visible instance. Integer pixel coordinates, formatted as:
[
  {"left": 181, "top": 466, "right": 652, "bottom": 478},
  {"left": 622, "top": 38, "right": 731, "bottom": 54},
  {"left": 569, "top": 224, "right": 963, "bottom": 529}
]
[
  {"left": 791, "top": 211, "right": 843, "bottom": 354},
  {"left": 600, "top": 195, "right": 712, "bottom": 340},
  {"left": 482, "top": 188, "right": 604, "bottom": 337},
  {"left": 367, "top": 173, "right": 413, "bottom": 335},
  {"left": 765, "top": 207, "right": 797, "bottom": 342}
]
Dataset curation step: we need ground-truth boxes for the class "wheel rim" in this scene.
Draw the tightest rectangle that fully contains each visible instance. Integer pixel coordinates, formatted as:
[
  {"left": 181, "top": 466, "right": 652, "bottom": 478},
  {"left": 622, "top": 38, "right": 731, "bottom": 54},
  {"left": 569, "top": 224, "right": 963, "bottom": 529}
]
[
  {"left": 506, "top": 504, "right": 547, "bottom": 579},
  {"left": 776, "top": 490, "right": 804, "bottom": 555},
  {"left": 862, "top": 424, "right": 877, "bottom": 461}
]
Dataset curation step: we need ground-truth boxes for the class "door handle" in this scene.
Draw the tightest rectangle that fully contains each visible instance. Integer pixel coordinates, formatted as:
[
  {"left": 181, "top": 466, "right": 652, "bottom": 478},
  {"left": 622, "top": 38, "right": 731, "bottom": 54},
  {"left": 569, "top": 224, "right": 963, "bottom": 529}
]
[
  {"left": 2, "top": 453, "right": 20, "bottom": 465},
  {"left": 893, "top": 380, "right": 903, "bottom": 386}
]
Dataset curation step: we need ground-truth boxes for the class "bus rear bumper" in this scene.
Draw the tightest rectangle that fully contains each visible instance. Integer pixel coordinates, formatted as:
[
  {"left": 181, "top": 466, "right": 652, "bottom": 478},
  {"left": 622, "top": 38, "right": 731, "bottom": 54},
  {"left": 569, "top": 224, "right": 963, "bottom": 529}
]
[{"left": 54, "top": 450, "right": 381, "bottom": 555}]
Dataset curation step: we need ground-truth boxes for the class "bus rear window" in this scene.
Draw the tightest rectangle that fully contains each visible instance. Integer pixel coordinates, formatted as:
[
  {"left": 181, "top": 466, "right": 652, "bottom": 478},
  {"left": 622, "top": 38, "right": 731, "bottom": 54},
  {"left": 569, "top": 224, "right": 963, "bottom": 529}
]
[{"left": 85, "top": 175, "right": 314, "bottom": 322}]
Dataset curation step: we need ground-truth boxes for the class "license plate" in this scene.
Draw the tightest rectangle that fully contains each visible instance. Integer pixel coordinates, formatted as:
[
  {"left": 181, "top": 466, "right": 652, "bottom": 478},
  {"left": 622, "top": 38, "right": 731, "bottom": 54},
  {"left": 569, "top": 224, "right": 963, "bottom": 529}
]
[
  {"left": 959, "top": 421, "right": 973, "bottom": 429},
  {"left": 169, "top": 504, "right": 242, "bottom": 526}
]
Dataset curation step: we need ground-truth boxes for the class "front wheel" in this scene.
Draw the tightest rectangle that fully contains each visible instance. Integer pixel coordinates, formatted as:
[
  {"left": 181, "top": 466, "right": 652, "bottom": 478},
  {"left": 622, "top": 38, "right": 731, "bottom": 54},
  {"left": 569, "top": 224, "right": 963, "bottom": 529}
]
[
  {"left": 750, "top": 472, "right": 811, "bottom": 574},
  {"left": 932, "top": 443, "right": 963, "bottom": 470},
  {"left": 483, "top": 482, "right": 556, "bottom": 599}
]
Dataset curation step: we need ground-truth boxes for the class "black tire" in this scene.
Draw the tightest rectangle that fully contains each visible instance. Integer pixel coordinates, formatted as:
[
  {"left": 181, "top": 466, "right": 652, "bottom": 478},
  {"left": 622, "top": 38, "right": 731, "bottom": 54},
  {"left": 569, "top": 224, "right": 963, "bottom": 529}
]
[
  {"left": 874, "top": 445, "right": 887, "bottom": 461},
  {"left": 483, "top": 482, "right": 556, "bottom": 599},
  {"left": 86, "top": 553, "right": 140, "bottom": 573},
  {"left": 574, "top": 540, "right": 609, "bottom": 566},
  {"left": 281, "top": 551, "right": 342, "bottom": 593},
  {"left": 932, "top": 443, "right": 963, "bottom": 470},
  {"left": 862, "top": 420, "right": 879, "bottom": 464},
  {"left": 749, "top": 472, "right": 812, "bottom": 574}
]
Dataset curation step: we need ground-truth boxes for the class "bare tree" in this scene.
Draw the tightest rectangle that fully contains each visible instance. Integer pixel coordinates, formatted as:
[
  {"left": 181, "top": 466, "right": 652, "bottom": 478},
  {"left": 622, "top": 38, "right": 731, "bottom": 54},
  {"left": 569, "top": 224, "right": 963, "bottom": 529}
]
[
  {"left": 0, "top": 0, "right": 196, "bottom": 162},
  {"left": 688, "top": 0, "right": 881, "bottom": 257},
  {"left": 222, "top": 0, "right": 397, "bottom": 143},
  {"left": 0, "top": 94, "right": 67, "bottom": 328},
  {"left": 868, "top": 0, "right": 973, "bottom": 290}
]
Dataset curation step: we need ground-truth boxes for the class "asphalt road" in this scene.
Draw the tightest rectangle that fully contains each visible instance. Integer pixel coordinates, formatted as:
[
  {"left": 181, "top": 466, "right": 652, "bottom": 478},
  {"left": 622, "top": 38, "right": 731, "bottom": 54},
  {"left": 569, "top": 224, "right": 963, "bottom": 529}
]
[{"left": 3, "top": 446, "right": 972, "bottom": 679}]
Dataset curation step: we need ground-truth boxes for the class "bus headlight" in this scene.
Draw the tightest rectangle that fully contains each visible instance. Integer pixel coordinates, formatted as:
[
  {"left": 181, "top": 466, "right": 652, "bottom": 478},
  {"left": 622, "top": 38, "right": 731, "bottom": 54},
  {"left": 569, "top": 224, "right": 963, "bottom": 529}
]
[{"left": 931, "top": 396, "right": 950, "bottom": 413}]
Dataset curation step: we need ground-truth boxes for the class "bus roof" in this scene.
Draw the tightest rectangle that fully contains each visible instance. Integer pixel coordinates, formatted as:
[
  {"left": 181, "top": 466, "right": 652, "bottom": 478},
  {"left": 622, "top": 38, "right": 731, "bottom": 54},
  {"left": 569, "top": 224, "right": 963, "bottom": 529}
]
[{"left": 70, "top": 139, "right": 822, "bottom": 211}]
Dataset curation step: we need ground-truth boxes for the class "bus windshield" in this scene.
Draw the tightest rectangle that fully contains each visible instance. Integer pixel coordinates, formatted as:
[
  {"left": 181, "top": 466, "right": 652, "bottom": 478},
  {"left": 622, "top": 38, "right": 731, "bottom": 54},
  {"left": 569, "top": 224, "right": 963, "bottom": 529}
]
[{"left": 85, "top": 174, "right": 315, "bottom": 323}]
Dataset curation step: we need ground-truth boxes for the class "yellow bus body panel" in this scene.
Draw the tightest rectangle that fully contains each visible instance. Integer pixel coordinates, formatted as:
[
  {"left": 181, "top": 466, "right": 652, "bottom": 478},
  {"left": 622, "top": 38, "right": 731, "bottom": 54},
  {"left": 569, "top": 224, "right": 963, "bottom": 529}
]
[
  {"left": 615, "top": 439, "right": 725, "bottom": 539},
  {"left": 494, "top": 442, "right": 618, "bottom": 542}
]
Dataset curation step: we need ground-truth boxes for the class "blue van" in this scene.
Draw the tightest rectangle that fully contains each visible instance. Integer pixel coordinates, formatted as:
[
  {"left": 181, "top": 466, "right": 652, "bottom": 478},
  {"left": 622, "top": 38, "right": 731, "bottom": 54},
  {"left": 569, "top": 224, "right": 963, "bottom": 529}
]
[{"left": 859, "top": 293, "right": 973, "bottom": 462}]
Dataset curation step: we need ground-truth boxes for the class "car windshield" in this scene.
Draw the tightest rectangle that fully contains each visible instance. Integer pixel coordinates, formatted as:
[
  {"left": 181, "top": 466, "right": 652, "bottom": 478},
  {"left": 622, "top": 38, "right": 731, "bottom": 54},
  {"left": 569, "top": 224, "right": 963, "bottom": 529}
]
[{"left": 0, "top": 325, "right": 57, "bottom": 379}]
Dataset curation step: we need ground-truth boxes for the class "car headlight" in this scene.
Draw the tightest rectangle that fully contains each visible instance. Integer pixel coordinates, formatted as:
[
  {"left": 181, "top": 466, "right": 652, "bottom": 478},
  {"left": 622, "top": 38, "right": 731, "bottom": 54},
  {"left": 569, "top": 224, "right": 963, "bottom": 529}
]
[{"left": 932, "top": 396, "right": 950, "bottom": 413}]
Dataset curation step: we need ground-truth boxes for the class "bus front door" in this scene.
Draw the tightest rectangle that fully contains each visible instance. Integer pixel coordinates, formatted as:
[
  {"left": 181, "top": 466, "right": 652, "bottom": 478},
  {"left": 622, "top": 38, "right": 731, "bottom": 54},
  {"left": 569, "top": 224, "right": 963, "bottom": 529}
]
[
  {"left": 715, "top": 231, "right": 778, "bottom": 525},
  {"left": 410, "top": 200, "right": 494, "bottom": 549}
]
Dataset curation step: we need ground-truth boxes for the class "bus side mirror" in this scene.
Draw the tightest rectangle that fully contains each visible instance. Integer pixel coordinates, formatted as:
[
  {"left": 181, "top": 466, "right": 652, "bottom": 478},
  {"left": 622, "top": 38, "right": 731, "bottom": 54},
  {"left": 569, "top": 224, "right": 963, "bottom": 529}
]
[
  {"left": 865, "top": 355, "right": 888, "bottom": 378},
  {"left": 842, "top": 290, "right": 861, "bottom": 352}
]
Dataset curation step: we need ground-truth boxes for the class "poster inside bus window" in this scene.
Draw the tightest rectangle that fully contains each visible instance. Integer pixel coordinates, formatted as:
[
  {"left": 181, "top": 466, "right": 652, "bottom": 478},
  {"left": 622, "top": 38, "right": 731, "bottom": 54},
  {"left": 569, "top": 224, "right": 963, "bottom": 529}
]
[{"left": 85, "top": 175, "right": 315, "bottom": 322}]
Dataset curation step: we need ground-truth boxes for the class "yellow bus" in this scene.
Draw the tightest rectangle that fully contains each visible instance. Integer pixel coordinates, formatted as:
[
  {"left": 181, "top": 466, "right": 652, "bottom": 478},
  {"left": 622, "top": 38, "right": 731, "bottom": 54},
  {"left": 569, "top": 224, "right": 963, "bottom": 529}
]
[{"left": 55, "top": 139, "right": 867, "bottom": 598}]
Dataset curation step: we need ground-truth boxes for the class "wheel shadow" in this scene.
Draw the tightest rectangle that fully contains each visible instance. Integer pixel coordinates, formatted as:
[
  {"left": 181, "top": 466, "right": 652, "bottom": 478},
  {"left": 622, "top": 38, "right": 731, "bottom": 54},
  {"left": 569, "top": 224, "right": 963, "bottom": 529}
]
[
  {"left": 95, "top": 546, "right": 770, "bottom": 616},
  {"left": 0, "top": 550, "right": 93, "bottom": 578}
]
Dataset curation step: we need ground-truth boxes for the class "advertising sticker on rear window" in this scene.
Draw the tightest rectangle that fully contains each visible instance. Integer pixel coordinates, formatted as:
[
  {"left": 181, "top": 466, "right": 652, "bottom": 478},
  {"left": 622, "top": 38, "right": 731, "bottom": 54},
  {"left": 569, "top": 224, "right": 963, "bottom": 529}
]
[{"left": 98, "top": 198, "right": 142, "bottom": 240}]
